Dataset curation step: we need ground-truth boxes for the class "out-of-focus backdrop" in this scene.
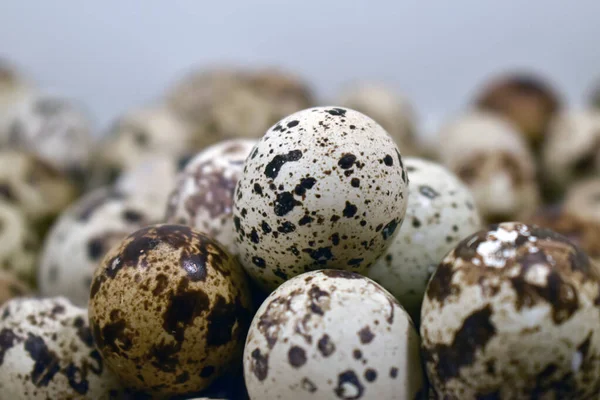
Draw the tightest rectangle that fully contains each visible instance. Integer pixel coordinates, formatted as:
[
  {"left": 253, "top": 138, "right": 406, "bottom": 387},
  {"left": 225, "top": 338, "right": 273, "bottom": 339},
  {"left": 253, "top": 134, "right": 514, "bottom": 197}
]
[{"left": 1, "top": 0, "right": 599, "bottom": 135}]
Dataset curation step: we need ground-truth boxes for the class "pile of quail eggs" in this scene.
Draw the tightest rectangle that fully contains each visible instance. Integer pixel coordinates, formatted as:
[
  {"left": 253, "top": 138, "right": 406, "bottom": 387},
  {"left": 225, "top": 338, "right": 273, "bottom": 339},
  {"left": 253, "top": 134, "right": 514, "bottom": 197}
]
[{"left": 1, "top": 57, "right": 600, "bottom": 399}]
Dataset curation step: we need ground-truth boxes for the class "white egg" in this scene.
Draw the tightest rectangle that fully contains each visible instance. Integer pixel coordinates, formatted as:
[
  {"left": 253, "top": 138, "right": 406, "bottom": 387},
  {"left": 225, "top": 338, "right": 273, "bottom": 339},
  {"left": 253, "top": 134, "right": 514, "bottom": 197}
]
[
  {"left": 233, "top": 107, "right": 409, "bottom": 290},
  {"left": 38, "top": 187, "right": 163, "bottom": 306},
  {"left": 166, "top": 139, "right": 257, "bottom": 254},
  {"left": 0, "top": 296, "right": 124, "bottom": 399},
  {"left": 368, "top": 158, "right": 482, "bottom": 322},
  {"left": 244, "top": 270, "right": 424, "bottom": 399}
]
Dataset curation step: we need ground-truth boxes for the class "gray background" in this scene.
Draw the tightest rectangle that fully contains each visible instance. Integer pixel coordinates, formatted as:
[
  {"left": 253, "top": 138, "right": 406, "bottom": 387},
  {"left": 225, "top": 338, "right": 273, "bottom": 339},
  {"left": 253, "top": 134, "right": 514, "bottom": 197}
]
[{"left": 1, "top": 0, "right": 599, "bottom": 136}]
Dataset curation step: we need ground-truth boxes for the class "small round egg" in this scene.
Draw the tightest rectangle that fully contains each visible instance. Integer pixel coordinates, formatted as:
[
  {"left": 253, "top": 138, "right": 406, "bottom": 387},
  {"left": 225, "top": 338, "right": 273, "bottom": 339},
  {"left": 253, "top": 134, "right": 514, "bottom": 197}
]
[
  {"left": 0, "top": 200, "right": 39, "bottom": 285},
  {"left": 564, "top": 177, "right": 600, "bottom": 223},
  {"left": 541, "top": 110, "right": 600, "bottom": 199},
  {"left": 421, "top": 222, "right": 600, "bottom": 398},
  {"left": 335, "top": 82, "right": 418, "bottom": 155},
  {"left": 0, "top": 150, "right": 78, "bottom": 231},
  {"left": 0, "top": 270, "right": 31, "bottom": 306},
  {"left": 1, "top": 95, "right": 93, "bottom": 182},
  {"left": 475, "top": 72, "right": 561, "bottom": 149},
  {"left": 0, "top": 296, "right": 125, "bottom": 399},
  {"left": 166, "top": 139, "right": 257, "bottom": 255},
  {"left": 244, "top": 269, "right": 425, "bottom": 399},
  {"left": 368, "top": 158, "right": 482, "bottom": 323},
  {"left": 233, "top": 106, "right": 409, "bottom": 290},
  {"left": 436, "top": 111, "right": 540, "bottom": 223},
  {"left": 39, "top": 187, "right": 164, "bottom": 306},
  {"left": 89, "top": 224, "right": 252, "bottom": 396},
  {"left": 96, "top": 105, "right": 194, "bottom": 183}
]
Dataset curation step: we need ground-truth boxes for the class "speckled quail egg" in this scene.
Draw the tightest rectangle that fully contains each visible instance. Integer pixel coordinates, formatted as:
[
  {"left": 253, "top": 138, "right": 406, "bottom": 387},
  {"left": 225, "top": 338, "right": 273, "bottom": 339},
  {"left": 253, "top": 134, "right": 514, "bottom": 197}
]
[
  {"left": 38, "top": 187, "right": 165, "bottom": 306},
  {"left": 421, "top": 222, "right": 600, "bottom": 399},
  {"left": 166, "top": 139, "right": 257, "bottom": 255},
  {"left": 96, "top": 105, "right": 194, "bottom": 184},
  {"left": 1, "top": 95, "right": 93, "bottom": 183},
  {"left": 114, "top": 154, "right": 188, "bottom": 213},
  {"left": 244, "top": 269, "right": 425, "bottom": 399},
  {"left": 167, "top": 67, "right": 314, "bottom": 148},
  {"left": 541, "top": 110, "right": 600, "bottom": 198},
  {"left": 0, "top": 270, "right": 31, "bottom": 306},
  {"left": 0, "top": 150, "right": 78, "bottom": 231},
  {"left": 335, "top": 82, "right": 419, "bottom": 155},
  {"left": 0, "top": 296, "right": 125, "bottom": 399},
  {"left": 475, "top": 72, "right": 561, "bottom": 149},
  {"left": 233, "top": 106, "right": 409, "bottom": 291},
  {"left": 564, "top": 177, "right": 600, "bottom": 223},
  {"left": 89, "top": 224, "right": 252, "bottom": 396},
  {"left": 0, "top": 59, "right": 34, "bottom": 125},
  {"left": 0, "top": 200, "right": 40, "bottom": 285},
  {"left": 368, "top": 158, "right": 482, "bottom": 323},
  {"left": 436, "top": 111, "right": 540, "bottom": 223}
]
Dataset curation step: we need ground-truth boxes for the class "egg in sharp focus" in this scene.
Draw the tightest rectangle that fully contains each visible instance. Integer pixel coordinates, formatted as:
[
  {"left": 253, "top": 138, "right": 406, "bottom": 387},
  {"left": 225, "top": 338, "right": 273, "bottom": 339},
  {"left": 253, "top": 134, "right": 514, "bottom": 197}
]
[
  {"left": 38, "top": 186, "right": 163, "bottom": 307},
  {"left": 166, "top": 139, "right": 257, "bottom": 255},
  {"left": 233, "top": 106, "right": 409, "bottom": 291},
  {"left": 421, "top": 222, "right": 600, "bottom": 399},
  {"left": 244, "top": 269, "right": 425, "bottom": 400},
  {"left": 368, "top": 157, "right": 482, "bottom": 324},
  {"left": 0, "top": 296, "right": 125, "bottom": 399},
  {"left": 88, "top": 224, "right": 252, "bottom": 396}
]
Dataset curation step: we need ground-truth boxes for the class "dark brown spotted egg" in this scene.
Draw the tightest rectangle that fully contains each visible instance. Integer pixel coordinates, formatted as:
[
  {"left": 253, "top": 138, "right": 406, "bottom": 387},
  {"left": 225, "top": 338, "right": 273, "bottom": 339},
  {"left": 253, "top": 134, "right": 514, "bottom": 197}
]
[
  {"left": 0, "top": 200, "right": 40, "bottom": 285},
  {"left": 38, "top": 187, "right": 163, "bottom": 306},
  {"left": 0, "top": 95, "right": 93, "bottom": 183},
  {"left": 233, "top": 106, "right": 409, "bottom": 291},
  {"left": 166, "top": 139, "right": 257, "bottom": 255},
  {"left": 368, "top": 158, "right": 482, "bottom": 324},
  {"left": 89, "top": 224, "right": 252, "bottom": 396},
  {"left": 421, "top": 222, "right": 600, "bottom": 398},
  {"left": 0, "top": 296, "right": 125, "bottom": 399},
  {"left": 244, "top": 270, "right": 424, "bottom": 399}
]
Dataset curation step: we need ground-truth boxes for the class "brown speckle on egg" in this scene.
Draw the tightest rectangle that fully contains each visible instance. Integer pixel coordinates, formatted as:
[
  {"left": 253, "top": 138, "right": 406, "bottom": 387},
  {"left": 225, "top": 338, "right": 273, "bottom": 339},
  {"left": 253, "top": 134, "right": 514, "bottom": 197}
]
[{"left": 89, "top": 224, "right": 252, "bottom": 396}]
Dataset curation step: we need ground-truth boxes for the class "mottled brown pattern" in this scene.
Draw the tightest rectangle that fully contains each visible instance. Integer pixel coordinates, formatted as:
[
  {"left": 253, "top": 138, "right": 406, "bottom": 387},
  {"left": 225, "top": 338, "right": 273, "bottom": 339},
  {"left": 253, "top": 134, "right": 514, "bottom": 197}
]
[{"left": 89, "top": 224, "right": 252, "bottom": 396}]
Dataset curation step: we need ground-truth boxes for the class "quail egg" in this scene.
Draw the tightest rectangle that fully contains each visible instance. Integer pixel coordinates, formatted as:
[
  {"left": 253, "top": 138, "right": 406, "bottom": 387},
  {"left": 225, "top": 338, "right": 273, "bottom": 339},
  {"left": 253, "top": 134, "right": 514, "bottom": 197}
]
[
  {"left": 368, "top": 158, "right": 482, "bottom": 323},
  {"left": 564, "top": 177, "right": 600, "bottom": 223},
  {"left": 233, "top": 106, "right": 409, "bottom": 291},
  {"left": 0, "top": 150, "right": 78, "bottom": 232},
  {"left": 436, "top": 111, "right": 540, "bottom": 223},
  {"left": 89, "top": 224, "right": 252, "bottom": 396},
  {"left": 244, "top": 269, "right": 424, "bottom": 399},
  {"left": 38, "top": 187, "right": 163, "bottom": 306},
  {"left": 1, "top": 95, "right": 93, "bottom": 183},
  {"left": 421, "top": 222, "right": 600, "bottom": 398},
  {"left": 166, "top": 67, "right": 314, "bottom": 148},
  {"left": 541, "top": 110, "right": 600, "bottom": 199},
  {"left": 0, "top": 296, "right": 125, "bottom": 399},
  {"left": 475, "top": 72, "right": 561, "bottom": 149},
  {"left": 0, "top": 270, "right": 31, "bottom": 306},
  {"left": 166, "top": 139, "right": 257, "bottom": 254},
  {"left": 335, "top": 82, "right": 418, "bottom": 155},
  {"left": 96, "top": 105, "right": 194, "bottom": 183},
  {"left": 0, "top": 200, "right": 40, "bottom": 285}
]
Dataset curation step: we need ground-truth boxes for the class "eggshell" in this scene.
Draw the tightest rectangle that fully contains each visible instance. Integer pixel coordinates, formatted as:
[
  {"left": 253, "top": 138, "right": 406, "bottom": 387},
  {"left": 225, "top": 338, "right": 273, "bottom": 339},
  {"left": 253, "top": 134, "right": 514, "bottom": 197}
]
[
  {"left": 233, "top": 106, "right": 409, "bottom": 290},
  {"left": 244, "top": 269, "right": 425, "bottom": 399}
]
